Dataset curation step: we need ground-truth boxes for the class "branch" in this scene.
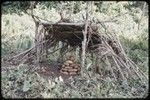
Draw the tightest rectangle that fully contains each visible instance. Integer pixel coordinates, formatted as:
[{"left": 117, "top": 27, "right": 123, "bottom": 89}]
[
  {"left": 81, "top": 1, "right": 89, "bottom": 70},
  {"left": 8, "top": 40, "right": 48, "bottom": 61},
  {"left": 40, "top": 22, "right": 85, "bottom": 27}
]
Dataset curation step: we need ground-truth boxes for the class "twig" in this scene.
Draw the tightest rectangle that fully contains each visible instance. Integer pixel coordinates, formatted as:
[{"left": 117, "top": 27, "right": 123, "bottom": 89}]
[
  {"left": 102, "top": 38, "right": 133, "bottom": 80},
  {"left": 112, "top": 56, "right": 126, "bottom": 81},
  {"left": 106, "top": 56, "right": 117, "bottom": 81},
  {"left": 103, "top": 36, "right": 146, "bottom": 81},
  {"left": 8, "top": 40, "right": 48, "bottom": 61},
  {"left": 128, "top": 58, "right": 148, "bottom": 80},
  {"left": 72, "top": 32, "right": 82, "bottom": 40},
  {"left": 127, "top": 61, "right": 143, "bottom": 81},
  {"left": 113, "top": 33, "right": 128, "bottom": 62},
  {"left": 115, "top": 56, "right": 132, "bottom": 78}
]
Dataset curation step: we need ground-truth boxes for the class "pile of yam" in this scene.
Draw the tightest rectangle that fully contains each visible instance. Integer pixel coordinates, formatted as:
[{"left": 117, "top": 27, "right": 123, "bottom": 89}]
[{"left": 60, "top": 56, "right": 80, "bottom": 75}]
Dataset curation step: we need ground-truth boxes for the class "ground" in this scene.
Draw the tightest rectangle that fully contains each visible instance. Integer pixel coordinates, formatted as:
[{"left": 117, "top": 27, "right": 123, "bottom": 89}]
[{"left": 1, "top": 59, "right": 148, "bottom": 98}]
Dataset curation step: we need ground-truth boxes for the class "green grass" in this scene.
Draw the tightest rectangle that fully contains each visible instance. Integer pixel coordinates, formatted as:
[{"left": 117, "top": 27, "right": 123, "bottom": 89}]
[
  {"left": 1, "top": 2, "right": 148, "bottom": 98},
  {"left": 1, "top": 63, "right": 148, "bottom": 98}
]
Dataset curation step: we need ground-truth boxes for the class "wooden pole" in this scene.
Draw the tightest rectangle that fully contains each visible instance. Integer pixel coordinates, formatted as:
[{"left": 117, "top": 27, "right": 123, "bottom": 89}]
[
  {"left": 81, "top": 2, "right": 89, "bottom": 75},
  {"left": 36, "top": 25, "right": 44, "bottom": 63}
]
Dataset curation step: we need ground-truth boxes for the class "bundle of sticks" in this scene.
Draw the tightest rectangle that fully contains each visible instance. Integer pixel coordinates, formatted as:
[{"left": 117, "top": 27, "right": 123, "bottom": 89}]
[{"left": 60, "top": 55, "right": 81, "bottom": 75}]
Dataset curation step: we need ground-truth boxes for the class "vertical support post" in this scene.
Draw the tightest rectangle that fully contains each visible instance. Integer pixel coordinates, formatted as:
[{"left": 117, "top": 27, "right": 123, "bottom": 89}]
[
  {"left": 35, "top": 24, "right": 44, "bottom": 63},
  {"left": 45, "top": 40, "right": 48, "bottom": 59},
  {"left": 81, "top": 2, "right": 89, "bottom": 76},
  {"left": 34, "top": 22, "right": 39, "bottom": 64},
  {"left": 58, "top": 42, "right": 63, "bottom": 61},
  {"left": 43, "top": 29, "right": 48, "bottom": 59},
  {"left": 95, "top": 54, "right": 100, "bottom": 74}
]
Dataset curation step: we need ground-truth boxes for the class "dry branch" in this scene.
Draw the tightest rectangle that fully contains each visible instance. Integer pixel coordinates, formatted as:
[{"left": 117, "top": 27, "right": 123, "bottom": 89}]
[
  {"left": 112, "top": 56, "right": 126, "bottom": 80},
  {"left": 40, "top": 22, "right": 84, "bottom": 27},
  {"left": 81, "top": 1, "right": 89, "bottom": 70},
  {"left": 8, "top": 40, "right": 48, "bottom": 62},
  {"left": 105, "top": 56, "right": 117, "bottom": 81}
]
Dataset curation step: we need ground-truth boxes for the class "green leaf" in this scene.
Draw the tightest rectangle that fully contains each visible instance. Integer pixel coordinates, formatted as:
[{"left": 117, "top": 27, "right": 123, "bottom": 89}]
[{"left": 23, "top": 80, "right": 30, "bottom": 92}]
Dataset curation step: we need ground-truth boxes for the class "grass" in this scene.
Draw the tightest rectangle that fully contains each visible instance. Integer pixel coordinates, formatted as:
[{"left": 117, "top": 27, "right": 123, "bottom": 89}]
[
  {"left": 1, "top": 63, "right": 148, "bottom": 98},
  {"left": 1, "top": 2, "right": 149, "bottom": 98}
]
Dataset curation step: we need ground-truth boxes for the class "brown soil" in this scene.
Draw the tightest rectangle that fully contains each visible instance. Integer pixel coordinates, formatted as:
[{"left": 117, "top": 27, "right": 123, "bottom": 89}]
[
  {"left": 36, "top": 61, "right": 80, "bottom": 83},
  {"left": 1, "top": 59, "right": 80, "bottom": 83}
]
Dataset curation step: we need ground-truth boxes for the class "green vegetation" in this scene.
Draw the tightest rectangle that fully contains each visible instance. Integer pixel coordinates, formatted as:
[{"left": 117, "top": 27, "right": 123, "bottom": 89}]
[{"left": 1, "top": 1, "right": 148, "bottom": 98}]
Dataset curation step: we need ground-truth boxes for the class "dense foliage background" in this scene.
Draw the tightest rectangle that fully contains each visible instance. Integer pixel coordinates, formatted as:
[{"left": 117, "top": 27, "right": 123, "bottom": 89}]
[{"left": 1, "top": 1, "right": 149, "bottom": 98}]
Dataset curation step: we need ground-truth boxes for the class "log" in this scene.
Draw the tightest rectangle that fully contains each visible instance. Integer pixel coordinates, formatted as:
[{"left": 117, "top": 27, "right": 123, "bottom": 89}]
[
  {"left": 70, "top": 63, "right": 76, "bottom": 67},
  {"left": 68, "top": 69, "right": 78, "bottom": 72},
  {"left": 40, "top": 21, "right": 85, "bottom": 27},
  {"left": 62, "top": 66, "right": 73, "bottom": 69},
  {"left": 69, "top": 72, "right": 77, "bottom": 75},
  {"left": 69, "top": 56, "right": 76, "bottom": 62},
  {"left": 61, "top": 68, "right": 69, "bottom": 71},
  {"left": 74, "top": 65, "right": 80, "bottom": 69},
  {"left": 62, "top": 65, "right": 65, "bottom": 68},
  {"left": 64, "top": 62, "right": 70, "bottom": 66},
  {"left": 60, "top": 70, "right": 69, "bottom": 75},
  {"left": 65, "top": 60, "right": 73, "bottom": 64}
]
